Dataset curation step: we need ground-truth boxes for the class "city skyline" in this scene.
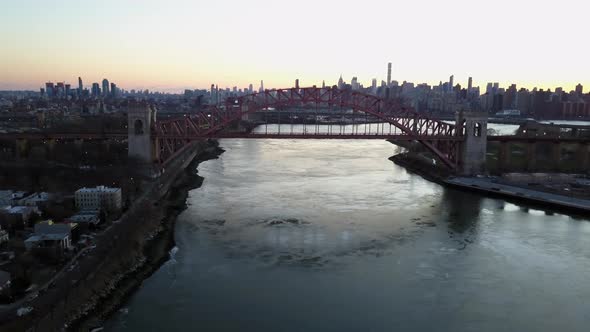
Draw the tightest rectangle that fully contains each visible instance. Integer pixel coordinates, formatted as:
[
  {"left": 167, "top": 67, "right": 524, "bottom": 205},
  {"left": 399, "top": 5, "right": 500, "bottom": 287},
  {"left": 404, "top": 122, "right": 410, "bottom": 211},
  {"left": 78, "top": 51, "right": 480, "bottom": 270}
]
[{"left": 1, "top": 0, "right": 589, "bottom": 92}]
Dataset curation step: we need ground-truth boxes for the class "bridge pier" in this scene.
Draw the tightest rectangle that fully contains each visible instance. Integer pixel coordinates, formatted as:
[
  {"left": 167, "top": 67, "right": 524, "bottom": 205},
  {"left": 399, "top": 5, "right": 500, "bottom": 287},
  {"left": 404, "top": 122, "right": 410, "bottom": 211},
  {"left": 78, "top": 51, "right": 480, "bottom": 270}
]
[
  {"left": 128, "top": 100, "right": 160, "bottom": 177},
  {"left": 456, "top": 111, "right": 488, "bottom": 175}
]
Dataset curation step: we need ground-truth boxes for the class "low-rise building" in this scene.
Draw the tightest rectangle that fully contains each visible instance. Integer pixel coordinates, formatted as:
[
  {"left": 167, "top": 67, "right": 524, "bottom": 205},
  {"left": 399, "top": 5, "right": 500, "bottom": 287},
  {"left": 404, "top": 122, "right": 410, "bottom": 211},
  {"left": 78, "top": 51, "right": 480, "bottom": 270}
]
[
  {"left": 24, "top": 220, "right": 75, "bottom": 253},
  {"left": 17, "top": 192, "right": 52, "bottom": 208},
  {"left": 65, "top": 210, "right": 100, "bottom": 230},
  {"left": 75, "top": 186, "right": 122, "bottom": 213},
  {"left": 0, "top": 191, "right": 12, "bottom": 206},
  {"left": 0, "top": 206, "right": 38, "bottom": 230},
  {"left": 0, "top": 191, "right": 28, "bottom": 206}
]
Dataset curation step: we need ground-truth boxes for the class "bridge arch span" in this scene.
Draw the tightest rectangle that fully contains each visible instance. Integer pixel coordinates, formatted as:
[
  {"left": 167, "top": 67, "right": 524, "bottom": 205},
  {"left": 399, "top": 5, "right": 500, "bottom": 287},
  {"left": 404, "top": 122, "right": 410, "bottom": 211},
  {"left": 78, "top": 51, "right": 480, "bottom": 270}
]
[{"left": 156, "top": 87, "right": 462, "bottom": 169}]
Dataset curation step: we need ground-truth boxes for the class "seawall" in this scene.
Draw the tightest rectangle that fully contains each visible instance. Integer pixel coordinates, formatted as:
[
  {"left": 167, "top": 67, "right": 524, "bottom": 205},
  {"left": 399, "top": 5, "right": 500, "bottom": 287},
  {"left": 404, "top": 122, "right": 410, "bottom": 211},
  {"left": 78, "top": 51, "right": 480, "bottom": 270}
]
[{"left": 390, "top": 152, "right": 590, "bottom": 216}]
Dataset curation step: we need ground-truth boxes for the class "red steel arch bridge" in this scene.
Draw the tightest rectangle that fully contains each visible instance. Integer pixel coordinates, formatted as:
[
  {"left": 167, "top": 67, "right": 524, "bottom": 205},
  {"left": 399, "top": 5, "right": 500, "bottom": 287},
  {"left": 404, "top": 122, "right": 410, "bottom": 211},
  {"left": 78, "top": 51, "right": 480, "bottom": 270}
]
[
  {"left": 1, "top": 87, "right": 481, "bottom": 172},
  {"left": 155, "top": 87, "right": 462, "bottom": 169}
]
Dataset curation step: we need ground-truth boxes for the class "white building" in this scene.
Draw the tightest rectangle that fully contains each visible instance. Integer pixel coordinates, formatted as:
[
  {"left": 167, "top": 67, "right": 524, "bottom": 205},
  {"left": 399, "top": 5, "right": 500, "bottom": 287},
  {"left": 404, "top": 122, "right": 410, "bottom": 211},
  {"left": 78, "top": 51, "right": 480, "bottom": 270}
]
[{"left": 75, "top": 186, "right": 122, "bottom": 212}]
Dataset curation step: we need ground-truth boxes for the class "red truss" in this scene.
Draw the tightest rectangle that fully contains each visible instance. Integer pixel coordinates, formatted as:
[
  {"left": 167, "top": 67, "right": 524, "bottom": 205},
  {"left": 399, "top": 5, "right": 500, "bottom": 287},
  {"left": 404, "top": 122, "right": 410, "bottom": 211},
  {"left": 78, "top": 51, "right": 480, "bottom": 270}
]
[{"left": 155, "top": 87, "right": 461, "bottom": 168}]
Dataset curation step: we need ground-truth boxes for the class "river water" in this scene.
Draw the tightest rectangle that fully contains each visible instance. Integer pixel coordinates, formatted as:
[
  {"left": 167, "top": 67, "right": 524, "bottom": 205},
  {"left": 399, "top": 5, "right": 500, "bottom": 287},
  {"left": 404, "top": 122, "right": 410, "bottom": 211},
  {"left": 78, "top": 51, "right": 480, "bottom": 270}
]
[{"left": 106, "top": 137, "right": 590, "bottom": 332}]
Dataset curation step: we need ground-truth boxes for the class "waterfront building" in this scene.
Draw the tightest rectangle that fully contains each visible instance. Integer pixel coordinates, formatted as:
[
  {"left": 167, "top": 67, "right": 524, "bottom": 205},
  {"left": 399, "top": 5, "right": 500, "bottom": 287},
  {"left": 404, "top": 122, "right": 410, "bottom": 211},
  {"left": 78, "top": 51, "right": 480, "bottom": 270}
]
[
  {"left": 75, "top": 185, "right": 122, "bottom": 212},
  {"left": 24, "top": 220, "right": 74, "bottom": 252}
]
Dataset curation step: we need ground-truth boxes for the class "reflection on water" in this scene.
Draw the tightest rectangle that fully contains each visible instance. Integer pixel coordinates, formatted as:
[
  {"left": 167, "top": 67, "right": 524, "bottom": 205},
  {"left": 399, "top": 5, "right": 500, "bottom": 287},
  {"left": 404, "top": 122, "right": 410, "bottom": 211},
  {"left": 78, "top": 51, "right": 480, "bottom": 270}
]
[{"left": 106, "top": 139, "right": 590, "bottom": 332}]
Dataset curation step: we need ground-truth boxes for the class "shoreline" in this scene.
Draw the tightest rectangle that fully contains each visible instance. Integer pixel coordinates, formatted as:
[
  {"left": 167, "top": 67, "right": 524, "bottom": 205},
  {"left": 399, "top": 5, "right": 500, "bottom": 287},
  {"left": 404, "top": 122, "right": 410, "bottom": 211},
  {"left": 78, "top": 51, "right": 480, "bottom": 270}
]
[
  {"left": 390, "top": 153, "right": 590, "bottom": 216},
  {"left": 70, "top": 144, "right": 225, "bottom": 331},
  {"left": 0, "top": 141, "right": 224, "bottom": 332}
]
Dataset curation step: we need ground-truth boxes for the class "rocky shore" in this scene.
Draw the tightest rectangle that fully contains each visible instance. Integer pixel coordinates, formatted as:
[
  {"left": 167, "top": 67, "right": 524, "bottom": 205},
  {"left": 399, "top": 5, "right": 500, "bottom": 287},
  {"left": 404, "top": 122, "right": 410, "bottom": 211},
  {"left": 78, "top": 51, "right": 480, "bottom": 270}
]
[
  {"left": 389, "top": 152, "right": 452, "bottom": 184},
  {"left": 69, "top": 144, "right": 225, "bottom": 331}
]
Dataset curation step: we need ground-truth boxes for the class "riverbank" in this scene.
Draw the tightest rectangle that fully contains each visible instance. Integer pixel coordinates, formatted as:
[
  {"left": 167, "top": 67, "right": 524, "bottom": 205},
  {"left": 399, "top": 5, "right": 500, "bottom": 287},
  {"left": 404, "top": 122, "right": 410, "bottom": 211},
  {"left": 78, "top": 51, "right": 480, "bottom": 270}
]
[
  {"left": 70, "top": 144, "right": 225, "bottom": 331},
  {"left": 0, "top": 141, "right": 224, "bottom": 332},
  {"left": 390, "top": 152, "right": 590, "bottom": 215}
]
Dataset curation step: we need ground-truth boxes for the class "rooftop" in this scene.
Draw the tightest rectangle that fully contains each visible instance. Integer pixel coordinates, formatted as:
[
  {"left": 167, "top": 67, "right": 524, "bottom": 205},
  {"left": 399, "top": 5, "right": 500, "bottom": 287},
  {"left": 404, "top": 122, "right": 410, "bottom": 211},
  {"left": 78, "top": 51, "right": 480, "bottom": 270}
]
[
  {"left": 3, "top": 206, "right": 34, "bottom": 214},
  {"left": 76, "top": 185, "right": 121, "bottom": 194},
  {"left": 25, "top": 233, "right": 69, "bottom": 242}
]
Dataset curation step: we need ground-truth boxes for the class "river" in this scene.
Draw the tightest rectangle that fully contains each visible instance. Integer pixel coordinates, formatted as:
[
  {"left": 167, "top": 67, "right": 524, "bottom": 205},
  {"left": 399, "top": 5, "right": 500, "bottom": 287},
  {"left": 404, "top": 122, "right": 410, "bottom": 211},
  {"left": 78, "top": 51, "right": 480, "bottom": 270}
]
[{"left": 105, "top": 137, "right": 590, "bottom": 332}]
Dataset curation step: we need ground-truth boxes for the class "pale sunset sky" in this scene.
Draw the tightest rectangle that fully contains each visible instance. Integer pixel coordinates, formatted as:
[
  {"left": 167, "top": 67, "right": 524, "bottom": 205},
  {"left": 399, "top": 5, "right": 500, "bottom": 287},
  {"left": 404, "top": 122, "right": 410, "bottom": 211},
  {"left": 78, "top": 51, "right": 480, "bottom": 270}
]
[{"left": 1, "top": 0, "right": 588, "bottom": 92}]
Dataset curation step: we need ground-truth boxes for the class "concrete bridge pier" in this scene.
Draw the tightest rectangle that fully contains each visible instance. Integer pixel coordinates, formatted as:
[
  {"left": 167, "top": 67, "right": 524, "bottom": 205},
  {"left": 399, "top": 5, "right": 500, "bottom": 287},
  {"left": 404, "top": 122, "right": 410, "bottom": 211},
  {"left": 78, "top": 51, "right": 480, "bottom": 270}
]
[
  {"left": 456, "top": 111, "right": 488, "bottom": 175},
  {"left": 127, "top": 101, "right": 160, "bottom": 177}
]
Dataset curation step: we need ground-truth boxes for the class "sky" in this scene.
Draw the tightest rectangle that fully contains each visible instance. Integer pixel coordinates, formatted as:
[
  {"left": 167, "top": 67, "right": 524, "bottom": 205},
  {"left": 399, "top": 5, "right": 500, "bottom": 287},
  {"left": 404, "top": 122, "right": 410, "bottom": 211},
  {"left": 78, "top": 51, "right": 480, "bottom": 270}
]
[{"left": 1, "top": 0, "right": 588, "bottom": 93}]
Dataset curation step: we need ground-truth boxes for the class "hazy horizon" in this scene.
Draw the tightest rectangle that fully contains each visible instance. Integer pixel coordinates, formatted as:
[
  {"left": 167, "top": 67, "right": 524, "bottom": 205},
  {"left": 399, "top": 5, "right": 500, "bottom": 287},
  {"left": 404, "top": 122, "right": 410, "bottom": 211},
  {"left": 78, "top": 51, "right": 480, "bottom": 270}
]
[{"left": 2, "top": 0, "right": 588, "bottom": 93}]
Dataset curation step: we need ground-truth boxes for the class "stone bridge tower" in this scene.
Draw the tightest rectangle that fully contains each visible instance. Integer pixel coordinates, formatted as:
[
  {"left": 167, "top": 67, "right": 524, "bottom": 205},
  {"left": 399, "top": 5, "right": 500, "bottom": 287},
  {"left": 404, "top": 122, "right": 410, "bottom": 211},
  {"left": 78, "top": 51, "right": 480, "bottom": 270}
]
[
  {"left": 456, "top": 110, "right": 488, "bottom": 175},
  {"left": 127, "top": 100, "right": 159, "bottom": 173}
]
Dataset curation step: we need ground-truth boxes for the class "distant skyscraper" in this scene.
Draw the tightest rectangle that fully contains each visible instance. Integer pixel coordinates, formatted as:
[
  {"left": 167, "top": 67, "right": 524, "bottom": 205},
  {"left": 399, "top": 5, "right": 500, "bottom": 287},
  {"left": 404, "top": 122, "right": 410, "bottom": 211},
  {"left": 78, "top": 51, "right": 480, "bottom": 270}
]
[
  {"left": 575, "top": 83, "right": 583, "bottom": 95},
  {"left": 338, "top": 75, "right": 344, "bottom": 89},
  {"left": 387, "top": 63, "right": 392, "bottom": 86},
  {"left": 467, "top": 77, "right": 473, "bottom": 91},
  {"left": 486, "top": 82, "right": 493, "bottom": 94},
  {"left": 91, "top": 83, "right": 100, "bottom": 97},
  {"left": 259, "top": 80, "right": 264, "bottom": 93},
  {"left": 65, "top": 84, "right": 71, "bottom": 97},
  {"left": 295, "top": 79, "right": 299, "bottom": 89},
  {"left": 351, "top": 77, "right": 358, "bottom": 90},
  {"left": 78, "top": 77, "right": 83, "bottom": 96},
  {"left": 322, "top": 80, "right": 325, "bottom": 89},
  {"left": 110, "top": 83, "right": 117, "bottom": 98},
  {"left": 449, "top": 75, "right": 454, "bottom": 92},
  {"left": 45, "top": 82, "right": 54, "bottom": 98},
  {"left": 248, "top": 84, "right": 253, "bottom": 94},
  {"left": 56, "top": 82, "right": 65, "bottom": 98},
  {"left": 102, "top": 79, "right": 110, "bottom": 96}
]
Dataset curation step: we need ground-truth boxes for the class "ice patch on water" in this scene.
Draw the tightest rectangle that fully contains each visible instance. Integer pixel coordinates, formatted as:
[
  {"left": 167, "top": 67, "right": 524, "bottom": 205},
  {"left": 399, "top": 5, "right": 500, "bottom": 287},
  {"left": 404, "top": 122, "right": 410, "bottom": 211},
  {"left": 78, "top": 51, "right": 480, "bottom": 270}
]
[
  {"left": 167, "top": 246, "right": 179, "bottom": 265},
  {"left": 169, "top": 246, "right": 179, "bottom": 257}
]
